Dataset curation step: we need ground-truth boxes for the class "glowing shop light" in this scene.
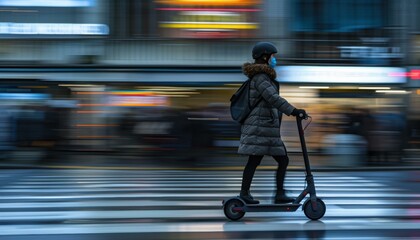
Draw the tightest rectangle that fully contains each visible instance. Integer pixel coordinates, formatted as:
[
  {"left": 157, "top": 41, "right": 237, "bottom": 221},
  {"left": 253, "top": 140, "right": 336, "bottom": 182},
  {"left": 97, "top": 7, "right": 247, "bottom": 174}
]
[
  {"left": 0, "top": 0, "right": 93, "bottom": 7},
  {"left": 180, "top": 11, "right": 239, "bottom": 16},
  {"left": 155, "top": 0, "right": 261, "bottom": 6},
  {"left": 0, "top": 23, "right": 109, "bottom": 35},
  {"left": 375, "top": 90, "right": 411, "bottom": 94},
  {"left": 409, "top": 70, "right": 420, "bottom": 80},
  {"left": 159, "top": 21, "right": 258, "bottom": 30},
  {"left": 358, "top": 87, "right": 391, "bottom": 90},
  {"left": 157, "top": 8, "right": 260, "bottom": 12},
  {"left": 388, "top": 69, "right": 420, "bottom": 80},
  {"left": 299, "top": 86, "right": 330, "bottom": 89},
  {"left": 278, "top": 66, "right": 406, "bottom": 84}
]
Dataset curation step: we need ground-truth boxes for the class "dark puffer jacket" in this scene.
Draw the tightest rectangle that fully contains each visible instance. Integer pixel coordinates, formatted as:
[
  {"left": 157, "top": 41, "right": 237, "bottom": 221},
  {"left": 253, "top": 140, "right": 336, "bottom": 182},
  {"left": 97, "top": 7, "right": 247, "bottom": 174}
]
[{"left": 238, "top": 63, "right": 295, "bottom": 156}]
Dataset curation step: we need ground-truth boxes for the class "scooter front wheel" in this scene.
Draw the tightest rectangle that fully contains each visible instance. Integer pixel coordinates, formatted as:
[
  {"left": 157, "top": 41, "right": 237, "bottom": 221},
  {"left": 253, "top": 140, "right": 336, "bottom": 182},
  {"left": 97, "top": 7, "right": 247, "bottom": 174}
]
[
  {"left": 303, "top": 198, "right": 326, "bottom": 220},
  {"left": 223, "top": 198, "right": 245, "bottom": 221}
]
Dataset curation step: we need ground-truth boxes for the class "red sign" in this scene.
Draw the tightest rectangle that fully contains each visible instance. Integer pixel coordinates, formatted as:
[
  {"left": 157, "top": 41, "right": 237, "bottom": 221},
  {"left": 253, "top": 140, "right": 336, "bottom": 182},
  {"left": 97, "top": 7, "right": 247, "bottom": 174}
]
[
  {"left": 389, "top": 69, "right": 420, "bottom": 80},
  {"left": 410, "top": 70, "right": 420, "bottom": 80}
]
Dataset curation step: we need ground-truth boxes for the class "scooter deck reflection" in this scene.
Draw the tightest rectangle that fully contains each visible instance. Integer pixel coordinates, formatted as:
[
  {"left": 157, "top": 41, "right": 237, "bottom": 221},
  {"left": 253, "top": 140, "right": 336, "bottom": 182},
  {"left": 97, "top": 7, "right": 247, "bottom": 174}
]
[
  {"left": 224, "top": 197, "right": 302, "bottom": 212},
  {"left": 240, "top": 203, "right": 301, "bottom": 212}
]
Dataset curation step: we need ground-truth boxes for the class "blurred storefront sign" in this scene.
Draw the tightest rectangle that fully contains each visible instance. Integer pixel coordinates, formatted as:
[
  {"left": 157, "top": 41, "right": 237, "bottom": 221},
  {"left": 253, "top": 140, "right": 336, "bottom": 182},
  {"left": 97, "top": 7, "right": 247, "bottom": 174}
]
[
  {"left": 0, "top": 0, "right": 105, "bottom": 39},
  {"left": 0, "top": 93, "right": 49, "bottom": 100},
  {"left": 409, "top": 69, "right": 420, "bottom": 80},
  {"left": 155, "top": 0, "right": 260, "bottom": 6},
  {"left": 293, "top": 38, "right": 403, "bottom": 65},
  {"left": 109, "top": 96, "right": 168, "bottom": 107},
  {"left": 109, "top": 91, "right": 168, "bottom": 107},
  {"left": 276, "top": 66, "right": 406, "bottom": 84},
  {"left": 338, "top": 46, "right": 403, "bottom": 59},
  {"left": 407, "top": 67, "right": 420, "bottom": 88},
  {"left": 0, "top": 0, "right": 93, "bottom": 7},
  {"left": 337, "top": 37, "right": 404, "bottom": 63},
  {"left": 0, "top": 23, "right": 109, "bottom": 35},
  {"left": 337, "top": 38, "right": 403, "bottom": 65},
  {"left": 155, "top": 0, "right": 261, "bottom": 38}
]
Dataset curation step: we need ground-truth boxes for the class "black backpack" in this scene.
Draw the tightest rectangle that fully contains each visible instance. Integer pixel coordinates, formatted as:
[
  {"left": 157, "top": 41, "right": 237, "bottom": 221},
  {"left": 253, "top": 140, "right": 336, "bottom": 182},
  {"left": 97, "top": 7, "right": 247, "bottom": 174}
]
[{"left": 230, "top": 79, "right": 262, "bottom": 124}]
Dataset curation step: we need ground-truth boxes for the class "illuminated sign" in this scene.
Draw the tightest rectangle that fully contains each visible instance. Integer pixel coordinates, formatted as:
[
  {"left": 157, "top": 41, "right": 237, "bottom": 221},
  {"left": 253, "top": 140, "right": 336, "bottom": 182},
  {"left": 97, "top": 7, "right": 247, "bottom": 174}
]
[
  {"left": 407, "top": 67, "right": 420, "bottom": 87},
  {"left": 338, "top": 46, "right": 403, "bottom": 59},
  {"left": 277, "top": 66, "right": 406, "bottom": 84},
  {"left": 0, "top": 93, "right": 49, "bottom": 100},
  {"left": 0, "top": 0, "right": 93, "bottom": 7},
  {"left": 109, "top": 91, "right": 168, "bottom": 107},
  {"left": 155, "top": 0, "right": 260, "bottom": 6},
  {"left": 338, "top": 38, "right": 403, "bottom": 59},
  {"left": 0, "top": 23, "right": 109, "bottom": 35},
  {"left": 109, "top": 94, "right": 168, "bottom": 107},
  {"left": 155, "top": 0, "right": 261, "bottom": 38},
  {"left": 410, "top": 70, "right": 420, "bottom": 80},
  {"left": 390, "top": 69, "right": 420, "bottom": 80}
]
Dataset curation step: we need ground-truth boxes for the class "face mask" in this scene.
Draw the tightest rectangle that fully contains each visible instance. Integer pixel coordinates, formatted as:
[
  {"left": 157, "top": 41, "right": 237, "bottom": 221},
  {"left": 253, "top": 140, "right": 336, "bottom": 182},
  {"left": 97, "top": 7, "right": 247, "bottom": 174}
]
[{"left": 269, "top": 56, "right": 277, "bottom": 68}]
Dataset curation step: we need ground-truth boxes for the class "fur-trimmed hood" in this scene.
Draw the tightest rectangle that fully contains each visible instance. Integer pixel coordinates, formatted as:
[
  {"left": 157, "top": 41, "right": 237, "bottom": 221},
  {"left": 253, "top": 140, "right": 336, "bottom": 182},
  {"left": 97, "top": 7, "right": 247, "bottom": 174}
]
[{"left": 242, "top": 63, "right": 277, "bottom": 80}]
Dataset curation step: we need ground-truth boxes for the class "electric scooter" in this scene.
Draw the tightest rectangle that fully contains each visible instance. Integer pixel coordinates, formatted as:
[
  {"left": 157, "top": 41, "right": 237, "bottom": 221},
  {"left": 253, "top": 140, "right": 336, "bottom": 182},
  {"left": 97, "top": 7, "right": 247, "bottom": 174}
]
[{"left": 222, "top": 114, "right": 326, "bottom": 221}]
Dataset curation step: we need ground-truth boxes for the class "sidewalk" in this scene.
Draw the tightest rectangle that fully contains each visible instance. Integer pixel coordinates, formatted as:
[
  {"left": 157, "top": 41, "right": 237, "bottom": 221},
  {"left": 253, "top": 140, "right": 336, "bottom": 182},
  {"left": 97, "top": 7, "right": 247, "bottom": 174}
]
[{"left": 0, "top": 149, "right": 419, "bottom": 171}]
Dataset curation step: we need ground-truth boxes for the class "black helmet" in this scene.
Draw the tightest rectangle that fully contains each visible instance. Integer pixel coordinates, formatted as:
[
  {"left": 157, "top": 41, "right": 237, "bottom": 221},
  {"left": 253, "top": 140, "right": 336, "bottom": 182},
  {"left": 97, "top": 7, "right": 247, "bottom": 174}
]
[{"left": 252, "top": 42, "right": 278, "bottom": 59}]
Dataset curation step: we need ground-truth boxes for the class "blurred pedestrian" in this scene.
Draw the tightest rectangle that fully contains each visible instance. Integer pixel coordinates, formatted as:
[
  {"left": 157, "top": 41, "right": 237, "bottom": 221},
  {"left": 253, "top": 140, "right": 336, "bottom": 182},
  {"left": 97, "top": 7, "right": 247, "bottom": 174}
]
[{"left": 238, "top": 42, "right": 307, "bottom": 204}]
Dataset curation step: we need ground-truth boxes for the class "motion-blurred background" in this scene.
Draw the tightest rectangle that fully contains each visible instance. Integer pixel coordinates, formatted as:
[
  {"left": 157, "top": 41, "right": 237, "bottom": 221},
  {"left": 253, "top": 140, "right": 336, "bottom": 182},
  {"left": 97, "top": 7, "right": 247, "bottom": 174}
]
[{"left": 0, "top": 0, "right": 419, "bottom": 168}]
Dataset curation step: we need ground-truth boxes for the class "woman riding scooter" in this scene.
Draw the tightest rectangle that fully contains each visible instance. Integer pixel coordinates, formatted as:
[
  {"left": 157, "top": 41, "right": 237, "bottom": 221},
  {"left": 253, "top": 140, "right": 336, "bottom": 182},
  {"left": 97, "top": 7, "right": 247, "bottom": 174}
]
[{"left": 238, "top": 42, "right": 307, "bottom": 204}]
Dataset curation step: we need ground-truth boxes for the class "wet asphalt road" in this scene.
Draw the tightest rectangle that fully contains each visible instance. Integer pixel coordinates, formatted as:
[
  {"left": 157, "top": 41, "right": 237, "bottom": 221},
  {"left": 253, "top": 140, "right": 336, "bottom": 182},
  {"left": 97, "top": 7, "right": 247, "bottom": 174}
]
[{"left": 0, "top": 169, "right": 419, "bottom": 239}]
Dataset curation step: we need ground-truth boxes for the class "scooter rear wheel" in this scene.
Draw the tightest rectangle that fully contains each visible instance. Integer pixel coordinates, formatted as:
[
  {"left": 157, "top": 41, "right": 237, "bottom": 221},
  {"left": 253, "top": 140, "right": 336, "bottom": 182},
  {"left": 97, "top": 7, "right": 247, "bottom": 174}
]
[
  {"left": 223, "top": 198, "right": 245, "bottom": 221},
  {"left": 303, "top": 198, "right": 326, "bottom": 220}
]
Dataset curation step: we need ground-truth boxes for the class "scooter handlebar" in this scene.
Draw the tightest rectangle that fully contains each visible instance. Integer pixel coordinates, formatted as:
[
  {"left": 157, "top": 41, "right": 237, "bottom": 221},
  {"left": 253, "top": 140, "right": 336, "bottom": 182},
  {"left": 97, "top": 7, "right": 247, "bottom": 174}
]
[
  {"left": 298, "top": 113, "right": 309, "bottom": 120},
  {"left": 296, "top": 114, "right": 312, "bottom": 132}
]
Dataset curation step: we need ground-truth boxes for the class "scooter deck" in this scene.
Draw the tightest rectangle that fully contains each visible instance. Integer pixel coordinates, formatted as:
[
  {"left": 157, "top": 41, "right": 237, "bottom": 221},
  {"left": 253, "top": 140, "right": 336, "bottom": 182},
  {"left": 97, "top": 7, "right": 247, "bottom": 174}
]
[{"left": 234, "top": 203, "right": 301, "bottom": 213}]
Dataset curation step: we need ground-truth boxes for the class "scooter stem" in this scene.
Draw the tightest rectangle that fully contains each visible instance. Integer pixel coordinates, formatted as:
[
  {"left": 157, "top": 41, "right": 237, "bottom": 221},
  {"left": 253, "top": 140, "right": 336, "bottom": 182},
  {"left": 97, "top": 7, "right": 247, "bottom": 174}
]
[
  {"left": 294, "top": 116, "right": 318, "bottom": 205},
  {"left": 296, "top": 116, "right": 313, "bottom": 176}
]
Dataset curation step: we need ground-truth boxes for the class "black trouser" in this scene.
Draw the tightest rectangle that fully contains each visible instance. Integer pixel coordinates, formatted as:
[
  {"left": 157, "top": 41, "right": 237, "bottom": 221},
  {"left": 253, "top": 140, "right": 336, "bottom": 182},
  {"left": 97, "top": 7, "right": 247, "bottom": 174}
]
[{"left": 241, "top": 155, "right": 289, "bottom": 192}]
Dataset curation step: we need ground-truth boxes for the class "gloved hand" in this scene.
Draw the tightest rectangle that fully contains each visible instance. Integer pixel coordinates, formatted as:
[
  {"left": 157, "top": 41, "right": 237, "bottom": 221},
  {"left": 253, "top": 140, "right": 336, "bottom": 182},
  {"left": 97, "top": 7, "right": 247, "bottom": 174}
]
[{"left": 291, "top": 108, "right": 307, "bottom": 118}]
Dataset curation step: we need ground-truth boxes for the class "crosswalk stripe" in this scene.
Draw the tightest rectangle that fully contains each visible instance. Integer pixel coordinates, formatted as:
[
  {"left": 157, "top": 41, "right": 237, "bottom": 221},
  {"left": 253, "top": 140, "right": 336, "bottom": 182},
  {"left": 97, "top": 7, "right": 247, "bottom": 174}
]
[
  {"left": 0, "top": 193, "right": 418, "bottom": 200},
  {"left": 0, "top": 187, "right": 400, "bottom": 193},
  {"left": 0, "top": 200, "right": 418, "bottom": 209},
  {"left": 0, "top": 170, "right": 418, "bottom": 237},
  {"left": 0, "top": 208, "right": 418, "bottom": 222},
  {"left": 0, "top": 220, "right": 419, "bottom": 236}
]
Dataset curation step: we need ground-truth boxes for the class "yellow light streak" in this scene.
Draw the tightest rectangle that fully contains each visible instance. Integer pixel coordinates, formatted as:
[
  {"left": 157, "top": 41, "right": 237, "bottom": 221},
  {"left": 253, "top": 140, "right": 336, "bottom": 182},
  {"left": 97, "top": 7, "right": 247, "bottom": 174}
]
[{"left": 160, "top": 22, "right": 258, "bottom": 30}]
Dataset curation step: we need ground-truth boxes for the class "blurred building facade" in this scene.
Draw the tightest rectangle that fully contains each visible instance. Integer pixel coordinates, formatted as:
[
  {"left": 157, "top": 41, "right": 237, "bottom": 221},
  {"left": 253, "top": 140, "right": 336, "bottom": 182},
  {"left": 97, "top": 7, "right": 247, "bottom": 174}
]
[
  {"left": 2, "top": 0, "right": 419, "bottom": 66},
  {"left": 0, "top": 0, "right": 419, "bottom": 166}
]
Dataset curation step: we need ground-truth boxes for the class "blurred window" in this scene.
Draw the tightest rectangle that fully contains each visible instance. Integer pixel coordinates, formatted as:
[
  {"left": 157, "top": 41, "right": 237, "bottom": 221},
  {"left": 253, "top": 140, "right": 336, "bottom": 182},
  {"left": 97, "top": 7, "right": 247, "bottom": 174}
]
[
  {"left": 415, "top": 3, "right": 420, "bottom": 32},
  {"left": 292, "top": 0, "right": 386, "bottom": 33},
  {"left": 110, "top": 0, "right": 157, "bottom": 38}
]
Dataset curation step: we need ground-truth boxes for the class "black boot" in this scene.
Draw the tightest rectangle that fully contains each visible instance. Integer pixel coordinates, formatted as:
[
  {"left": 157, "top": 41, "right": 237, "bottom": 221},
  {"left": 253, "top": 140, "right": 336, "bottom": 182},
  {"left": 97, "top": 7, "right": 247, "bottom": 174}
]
[
  {"left": 274, "top": 190, "right": 294, "bottom": 204},
  {"left": 240, "top": 190, "right": 260, "bottom": 204}
]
